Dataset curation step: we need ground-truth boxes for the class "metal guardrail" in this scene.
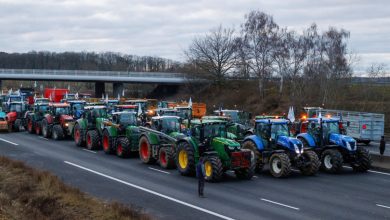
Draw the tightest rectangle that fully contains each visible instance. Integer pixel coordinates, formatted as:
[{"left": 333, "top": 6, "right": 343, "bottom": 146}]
[{"left": 0, "top": 69, "right": 185, "bottom": 79}]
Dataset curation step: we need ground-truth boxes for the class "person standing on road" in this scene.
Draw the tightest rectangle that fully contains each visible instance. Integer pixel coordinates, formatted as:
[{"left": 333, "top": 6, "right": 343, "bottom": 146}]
[
  {"left": 196, "top": 157, "right": 205, "bottom": 197},
  {"left": 380, "top": 136, "right": 386, "bottom": 156}
]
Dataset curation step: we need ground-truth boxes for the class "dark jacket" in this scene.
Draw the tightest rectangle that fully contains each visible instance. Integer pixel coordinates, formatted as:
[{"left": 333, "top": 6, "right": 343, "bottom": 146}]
[{"left": 196, "top": 160, "right": 205, "bottom": 178}]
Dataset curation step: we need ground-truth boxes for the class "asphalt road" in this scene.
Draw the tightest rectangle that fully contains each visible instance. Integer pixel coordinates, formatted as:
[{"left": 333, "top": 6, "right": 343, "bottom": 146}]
[{"left": 1, "top": 132, "right": 390, "bottom": 220}]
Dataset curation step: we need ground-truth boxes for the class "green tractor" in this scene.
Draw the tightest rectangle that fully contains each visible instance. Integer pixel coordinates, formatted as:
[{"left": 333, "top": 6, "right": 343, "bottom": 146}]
[
  {"left": 176, "top": 120, "right": 254, "bottom": 182},
  {"left": 101, "top": 112, "right": 140, "bottom": 157},
  {"left": 73, "top": 106, "right": 108, "bottom": 150},
  {"left": 138, "top": 116, "right": 184, "bottom": 169},
  {"left": 25, "top": 103, "right": 49, "bottom": 135}
]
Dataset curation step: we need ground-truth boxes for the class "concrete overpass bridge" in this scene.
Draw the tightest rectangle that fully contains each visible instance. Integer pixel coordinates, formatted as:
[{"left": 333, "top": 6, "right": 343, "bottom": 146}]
[{"left": 0, "top": 69, "right": 197, "bottom": 97}]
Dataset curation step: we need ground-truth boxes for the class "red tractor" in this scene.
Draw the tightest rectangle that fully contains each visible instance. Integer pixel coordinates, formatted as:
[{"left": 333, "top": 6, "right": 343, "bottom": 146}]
[
  {"left": 5, "top": 101, "right": 27, "bottom": 132},
  {"left": 41, "top": 103, "right": 74, "bottom": 140}
]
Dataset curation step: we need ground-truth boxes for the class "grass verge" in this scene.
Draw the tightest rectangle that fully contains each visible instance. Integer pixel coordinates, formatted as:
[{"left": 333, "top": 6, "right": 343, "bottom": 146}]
[{"left": 0, "top": 156, "right": 151, "bottom": 220}]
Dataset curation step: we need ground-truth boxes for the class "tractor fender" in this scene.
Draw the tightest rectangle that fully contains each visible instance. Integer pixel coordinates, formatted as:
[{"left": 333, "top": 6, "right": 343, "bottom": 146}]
[
  {"left": 104, "top": 126, "right": 118, "bottom": 138},
  {"left": 177, "top": 137, "right": 198, "bottom": 157},
  {"left": 297, "top": 133, "right": 316, "bottom": 147},
  {"left": 44, "top": 114, "right": 54, "bottom": 124},
  {"left": 202, "top": 151, "right": 218, "bottom": 157},
  {"left": 243, "top": 135, "right": 264, "bottom": 151}
]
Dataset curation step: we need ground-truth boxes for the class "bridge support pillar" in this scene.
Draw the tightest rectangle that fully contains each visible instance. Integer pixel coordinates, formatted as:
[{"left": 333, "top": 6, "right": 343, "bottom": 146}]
[
  {"left": 95, "top": 82, "right": 105, "bottom": 98},
  {"left": 113, "top": 82, "right": 124, "bottom": 99},
  {"left": 0, "top": 80, "right": 2, "bottom": 91}
]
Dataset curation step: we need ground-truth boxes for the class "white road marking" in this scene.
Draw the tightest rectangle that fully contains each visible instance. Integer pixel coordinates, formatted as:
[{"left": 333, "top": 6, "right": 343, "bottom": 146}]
[
  {"left": 261, "top": 198, "right": 300, "bottom": 211},
  {"left": 343, "top": 166, "right": 390, "bottom": 176},
  {"left": 0, "top": 137, "right": 19, "bottom": 146},
  {"left": 64, "top": 161, "right": 235, "bottom": 220},
  {"left": 82, "top": 149, "right": 97, "bottom": 154},
  {"left": 39, "top": 136, "right": 49, "bottom": 141},
  {"left": 376, "top": 204, "right": 390, "bottom": 209},
  {"left": 148, "top": 167, "right": 170, "bottom": 174},
  {"left": 253, "top": 176, "right": 258, "bottom": 178}
]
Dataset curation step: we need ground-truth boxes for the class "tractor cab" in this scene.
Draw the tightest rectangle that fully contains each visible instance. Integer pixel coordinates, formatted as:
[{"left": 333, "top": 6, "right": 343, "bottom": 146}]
[
  {"left": 8, "top": 102, "right": 25, "bottom": 113},
  {"left": 50, "top": 103, "right": 71, "bottom": 117},
  {"left": 34, "top": 103, "right": 49, "bottom": 116},
  {"left": 175, "top": 106, "right": 192, "bottom": 120},
  {"left": 84, "top": 106, "right": 108, "bottom": 126},
  {"left": 112, "top": 105, "right": 137, "bottom": 113},
  {"left": 151, "top": 116, "right": 181, "bottom": 134},
  {"left": 67, "top": 100, "right": 86, "bottom": 119},
  {"left": 112, "top": 112, "right": 137, "bottom": 128},
  {"left": 157, "top": 108, "right": 179, "bottom": 117},
  {"left": 35, "top": 98, "right": 50, "bottom": 104}
]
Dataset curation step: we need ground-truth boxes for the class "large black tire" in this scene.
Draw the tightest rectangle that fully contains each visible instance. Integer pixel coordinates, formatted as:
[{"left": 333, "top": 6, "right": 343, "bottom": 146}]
[
  {"left": 299, "top": 150, "right": 321, "bottom": 176},
  {"left": 7, "top": 122, "right": 13, "bottom": 132},
  {"left": 320, "top": 149, "right": 343, "bottom": 173},
  {"left": 86, "top": 130, "right": 100, "bottom": 150},
  {"left": 116, "top": 137, "right": 132, "bottom": 158},
  {"left": 351, "top": 147, "right": 372, "bottom": 172},
  {"left": 52, "top": 124, "right": 64, "bottom": 140},
  {"left": 35, "top": 121, "right": 42, "bottom": 135},
  {"left": 102, "top": 129, "right": 114, "bottom": 154},
  {"left": 176, "top": 141, "right": 196, "bottom": 176},
  {"left": 14, "top": 119, "right": 21, "bottom": 132},
  {"left": 203, "top": 156, "right": 224, "bottom": 182},
  {"left": 41, "top": 119, "right": 51, "bottom": 138},
  {"left": 269, "top": 153, "right": 292, "bottom": 178},
  {"left": 242, "top": 140, "right": 264, "bottom": 173},
  {"left": 74, "top": 124, "right": 85, "bottom": 147},
  {"left": 235, "top": 155, "right": 255, "bottom": 180},
  {"left": 138, "top": 136, "right": 156, "bottom": 164},
  {"left": 159, "top": 147, "right": 176, "bottom": 169},
  {"left": 27, "top": 118, "right": 34, "bottom": 134}
]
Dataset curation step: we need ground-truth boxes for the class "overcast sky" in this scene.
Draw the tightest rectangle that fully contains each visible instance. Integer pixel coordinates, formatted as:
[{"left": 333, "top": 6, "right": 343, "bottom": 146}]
[{"left": 0, "top": 0, "right": 389, "bottom": 74}]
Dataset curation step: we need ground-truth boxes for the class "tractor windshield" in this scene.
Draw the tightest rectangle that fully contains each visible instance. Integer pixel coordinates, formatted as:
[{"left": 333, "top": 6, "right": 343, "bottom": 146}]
[
  {"left": 322, "top": 121, "right": 340, "bottom": 135},
  {"left": 203, "top": 123, "right": 227, "bottom": 138},
  {"left": 38, "top": 105, "right": 48, "bottom": 113},
  {"left": 94, "top": 108, "right": 107, "bottom": 118},
  {"left": 54, "top": 107, "right": 70, "bottom": 115},
  {"left": 9, "top": 104, "right": 23, "bottom": 112},
  {"left": 119, "top": 113, "right": 136, "bottom": 126},
  {"left": 71, "top": 103, "right": 84, "bottom": 111},
  {"left": 162, "top": 118, "right": 180, "bottom": 133},
  {"left": 10, "top": 96, "right": 21, "bottom": 102},
  {"left": 270, "top": 123, "right": 290, "bottom": 139},
  {"left": 177, "top": 108, "right": 191, "bottom": 119}
]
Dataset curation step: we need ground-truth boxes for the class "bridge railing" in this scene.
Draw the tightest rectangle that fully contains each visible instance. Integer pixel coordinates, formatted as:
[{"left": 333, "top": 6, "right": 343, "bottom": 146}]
[{"left": 0, "top": 69, "right": 186, "bottom": 78}]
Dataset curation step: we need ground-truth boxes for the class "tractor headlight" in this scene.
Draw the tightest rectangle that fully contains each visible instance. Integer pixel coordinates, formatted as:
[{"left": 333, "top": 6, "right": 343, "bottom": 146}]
[
  {"left": 345, "top": 141, "right": 351, "bottom": 151},
  {"left": 65, "top": 123, "right": 69, "bottom": 127},
  {"left": 294, "top": 144, "right": 301, "bottom": 155}
]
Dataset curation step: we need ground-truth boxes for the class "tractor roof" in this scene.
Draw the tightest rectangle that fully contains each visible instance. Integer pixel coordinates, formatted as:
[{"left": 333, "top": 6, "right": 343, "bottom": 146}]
[
  {"left": 191, "top": 119, "right": 227, "bottom": 125},
  {"left": 307, "top": 117, "right": 340, "bottom": 123},
  {"left": 255, "top": 115, "right": 284, "bottom": 120},
  {"left": 202, "top": 115, "right": 230, "bottom": 121},
  {"left": 9, "top": 101, "right": 24, "bottom": 104},
  {"left": 67, "top": 100, "right": 86, "bottom": 104},
  {"left": 115, "top": 104, "right": 136, "bottom": 108},
  {"left": 112, "top": 111, "right": 137, "bottom": 116},
  {"left": 125, "top": 99, "right": 148, "bottom": 103},
  {"left": 255, "top": 119, "right": 289, "bottom": 124},
  {"left": 152, "top": 115, "right": 180, "bottom": 120},
  {"left": 84, "top": 105, "right": 106, "bottom": 110},
  {"left": 35, "top": 103, "right": 49, "bottom": 106},
  {"left": 213, "top": 109, "right": 241, "bottom": 113},
  {"left": 50, "top": 103, "right": 70, "bottom": 107}
]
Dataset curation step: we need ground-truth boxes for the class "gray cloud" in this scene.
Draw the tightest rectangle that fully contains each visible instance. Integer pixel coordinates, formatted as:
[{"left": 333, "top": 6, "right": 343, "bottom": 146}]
[{"left": 0, "top": 0, "right": 389, "bottom": 73}]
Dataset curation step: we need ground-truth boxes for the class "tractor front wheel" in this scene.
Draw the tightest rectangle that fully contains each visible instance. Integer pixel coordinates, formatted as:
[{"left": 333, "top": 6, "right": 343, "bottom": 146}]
[
  {"left": 299, "top": 150, "right": 321, "bottom": 176},
  {"left": 203, "top": 156, "right": 224, "bottom": 182},
  {"left": 351, "top": 147, "right": 372, "bottom": 172},
  {"left": 320, "top": 149, "right": 343, "bottom": 173},
  {"left": 102, "top": 130, "right": 114, "bottom": 154},
  {"left": 74, "top": 124, "right": 85, "bottom": 147},
  {"left": 116, "top": 137, "right": 132, "bottom": 158},
  {"left": 86, "top": 130, "right": 100, "bottom": 150},
  {"left": 35, "top": 122, "right": 42, "bottom": 135},
  {"left": 41, "top": 119, "right": 51, "bottom": 138},
  {"left": 14, "top": 119, "right": 21, "bottom": 132},
  {"left": 176, "top": 142, "right": 195, "bottom": 176},
  {"left": 138, "top": 136, "right": 155, "bottom": 164},
  {"left": 269, "top": 153, "right": 291, "bottom": 178},
  {"left": 27, "top": 119, "right": 34, "bottom": 134},
  {"left": 52, "top": 124, "right": 64, "bottom": 140},
  {"left": 159, "top": 147, "right": 175, "bottom": 169}
]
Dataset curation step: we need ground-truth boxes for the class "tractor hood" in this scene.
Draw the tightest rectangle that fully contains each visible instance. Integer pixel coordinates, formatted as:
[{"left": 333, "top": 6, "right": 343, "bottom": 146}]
[
  {"left": 60, "top": 115, "right": 74, "bottom": 121},
  {"left": 277, "top": 136, "right": 304, "bottom": 154},
  {"left": 212, "top": 137, "right": 241, "bottom": 151},
  {"left": 6, "top": 112, "right": 17, "bottom": 121},
  {"left": 169, "top": 131, "right": 186, "bottom": 139},
  {"left": 329, "top": 133, "right": 357, "bottom": 151}
]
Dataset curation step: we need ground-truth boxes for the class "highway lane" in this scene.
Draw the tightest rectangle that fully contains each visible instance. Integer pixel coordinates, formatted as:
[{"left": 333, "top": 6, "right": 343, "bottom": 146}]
[{"left": 1, "top": 132, "right": 390, "bottom": 220}]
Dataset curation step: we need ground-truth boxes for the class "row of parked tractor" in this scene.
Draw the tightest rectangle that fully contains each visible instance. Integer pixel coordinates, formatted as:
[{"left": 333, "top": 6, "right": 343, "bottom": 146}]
[{"left": 1, "top": 91, "right": 372, "bottom": 182}]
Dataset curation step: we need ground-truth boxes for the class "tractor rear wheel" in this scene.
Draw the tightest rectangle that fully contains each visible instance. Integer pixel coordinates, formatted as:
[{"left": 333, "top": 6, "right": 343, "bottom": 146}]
[
  {"left": 42, "top": 119, "right": 51, "bottom": 138},
  {"left": 159, "top": 147, "right": 175, "bottom": 169},
  {"left": 14, "top": 119, "right": 21, "bottom": 132},
  {"left": 176, "top": 142, "right": 195, "bottom": 176},
  {"left": 235, "top": 160, "right": 255, "bottom": 180},
  {"left": 116, "top": 137, "right": 131, "bottom": 158},
  {"left": 351, "top": 147, "right": 372, "bottom": 172},
  {"left": 138, "top": 136, "right": 156, "bottom": 164},
  {"left": 74, "top": 124, "right": 85, "bottom": 147},
  {"left": 204, "top": 156, "right": 224, "bottom": 182},
  {"left": 269, "top": 153, "right": 291, "bottom": 178},
  {"left": 320, "top": 149, "right": 343, "bottom": 173},
  {"left": 102, "top": 129, "right": 114, "bottom": 154},
  {"left": 242, "top": 140, "right": 263, "bottom": 173},
  {"left": 7, "top": 123, "right": 13, "bottom": 132},
  {"left": 299, "top": 150, "right": 321, "bottom": 176},
  {"left": 27, "top": 118, "right": 34, "bottom": 134},
  {"left": 52, "top": 124, "right": 64, "bottom": 140},
  {"left": 86, "top": 130, "right": 100, "bottom": 150},
  {"left": 35, "top": 122, "right": 42, "bottom": 135}
]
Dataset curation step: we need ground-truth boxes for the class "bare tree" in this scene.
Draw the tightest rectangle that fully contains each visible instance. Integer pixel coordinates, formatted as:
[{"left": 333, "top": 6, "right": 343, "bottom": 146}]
[
  {"left": 240, "top": 11, "right": 280, "bottom": 100},
  {"left": 185, "top": 25, "right": 238, "bottom": 84}
]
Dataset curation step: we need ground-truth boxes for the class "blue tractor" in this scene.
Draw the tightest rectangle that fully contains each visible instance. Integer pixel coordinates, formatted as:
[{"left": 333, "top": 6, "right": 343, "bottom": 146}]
[
  {"left": 296, "top": 117, "right": 371, "bottom": 173},
  {"left": 242, "top": 119, "right": 320, "bottom": 178}
]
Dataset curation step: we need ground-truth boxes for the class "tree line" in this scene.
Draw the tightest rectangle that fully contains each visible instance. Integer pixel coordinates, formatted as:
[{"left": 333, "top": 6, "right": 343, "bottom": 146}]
[{"left": 185, "top": 10, "right": 354, "bottom": 107}]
